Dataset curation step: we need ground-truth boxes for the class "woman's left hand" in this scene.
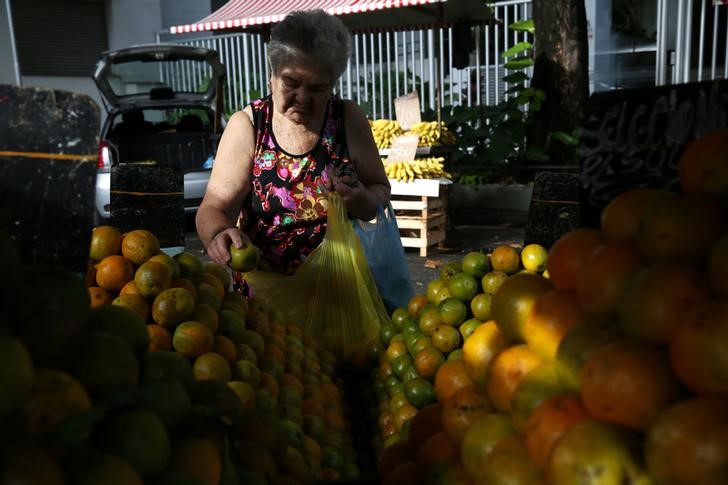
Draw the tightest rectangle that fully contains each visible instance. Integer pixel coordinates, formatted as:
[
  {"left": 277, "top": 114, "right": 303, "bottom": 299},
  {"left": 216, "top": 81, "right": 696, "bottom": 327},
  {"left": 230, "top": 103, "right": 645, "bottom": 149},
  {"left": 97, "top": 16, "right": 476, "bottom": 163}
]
[{"left": 332, "top": 174, "right": 375, "bottom": 214}]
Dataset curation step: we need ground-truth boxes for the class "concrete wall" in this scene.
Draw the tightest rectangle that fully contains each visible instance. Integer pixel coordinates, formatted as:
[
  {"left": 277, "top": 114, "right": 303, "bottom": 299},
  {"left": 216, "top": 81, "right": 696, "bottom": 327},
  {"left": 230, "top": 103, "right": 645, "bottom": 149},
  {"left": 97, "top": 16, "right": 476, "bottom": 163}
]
[
  {"left": 107, "top": 0, "right": 163, "bottom": 49},
  {"left": 4, "top": 0, "right": 211, "bottom": 125}
]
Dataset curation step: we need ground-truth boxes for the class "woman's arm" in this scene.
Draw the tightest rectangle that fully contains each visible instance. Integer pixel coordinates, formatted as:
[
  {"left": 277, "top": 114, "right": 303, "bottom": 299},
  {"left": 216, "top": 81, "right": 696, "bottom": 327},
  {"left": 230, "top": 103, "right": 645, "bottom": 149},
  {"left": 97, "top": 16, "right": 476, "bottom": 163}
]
[
  {"left": 337, "top": 99, "right": 391, "bottom": 221},
  {"left": 196, "top": 109, "right": 256, "bottom": 264}
]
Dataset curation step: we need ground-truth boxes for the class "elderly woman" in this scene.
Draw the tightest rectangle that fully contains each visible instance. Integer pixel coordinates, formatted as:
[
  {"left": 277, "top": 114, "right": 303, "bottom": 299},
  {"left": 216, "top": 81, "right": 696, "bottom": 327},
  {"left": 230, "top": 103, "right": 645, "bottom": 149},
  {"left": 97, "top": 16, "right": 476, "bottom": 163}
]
[{"left": 196, "top": 9, "right": 390, "bottom": 275}]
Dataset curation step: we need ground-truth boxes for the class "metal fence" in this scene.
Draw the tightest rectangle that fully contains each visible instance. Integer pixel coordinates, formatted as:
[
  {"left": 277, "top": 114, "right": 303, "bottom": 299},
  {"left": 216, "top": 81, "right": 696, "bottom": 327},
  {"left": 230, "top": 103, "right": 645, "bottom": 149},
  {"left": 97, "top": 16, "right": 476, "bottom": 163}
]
[
  {"left": 660, "top": 0, "right": 728, "bottom": 85},
  {"left": 166, "top": 0, "right": 533, "bottom": 118},
  {"left": 163, "top": 0, "right": 728, "bottom": 116}
]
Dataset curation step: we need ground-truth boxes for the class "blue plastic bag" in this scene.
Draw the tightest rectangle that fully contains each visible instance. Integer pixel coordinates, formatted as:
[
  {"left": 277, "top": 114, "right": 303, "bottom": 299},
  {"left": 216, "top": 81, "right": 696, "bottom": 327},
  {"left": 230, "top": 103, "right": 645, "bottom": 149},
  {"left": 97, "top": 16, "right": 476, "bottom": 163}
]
[{"left": 354, "top": 203, "right": 415, "bottom": 312}]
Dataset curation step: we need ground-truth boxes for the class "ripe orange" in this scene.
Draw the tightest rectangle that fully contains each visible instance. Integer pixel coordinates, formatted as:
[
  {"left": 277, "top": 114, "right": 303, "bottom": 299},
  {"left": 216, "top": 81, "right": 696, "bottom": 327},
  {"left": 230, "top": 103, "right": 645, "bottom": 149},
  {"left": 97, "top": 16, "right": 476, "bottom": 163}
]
[
  {"left": 193, "top": 352, "right": 232, "bottom": 383},
  {"left": 480, "top": 434, "right": 542, "bottom": 485},
  {"left": 431, "top": 325, "right": 461, "bottom": 354},
  {"left": 645, "top": 397, "right": 728, "bottom": 485},
  {"left": 546, "top": 228, "right": 605, "bottom": 291},
  {"left": 95, "top": 255, "right": 134, "bottom": 291},
  {"left": 554, "top": 317, "right": 623, "bottom": 393},
  {"left": 461, "top": 320, "right": 510, "bottom": 386},
  {"left": 600, "top": 188, "right": 663, "bottom": 242},
  {"left": 170, "top": 278, "right": 198, "bottom": 303},
  {"left": 580, "top": 339, "right": 684, "bottom": 431},
  {"left": 167, "top": 437, "right": 223, "bottom": 485},
  {"left": 576, "top": 241, "right": 644, "bottom": 316},
  {"left": 172, "top": 321, "right": 214, "bottom": 357},
  {"left": 190, "top": 303, "right": 220, "bottom": 334},
  {"left": 414, "top": 346, "right": 445, "bottom": 380},
  {"left": 490, "top": 245, "right": 521, "bottom": 274},
  {"left": 173, "top": 252, "right": 204, "bottom": 284},
  {"left": 678, "top": 128, "right": 728, "bottom": 198},
  {"left": 89, "top": 225, "right": 122, "bottom": 261},
  {"left": 415, "top": 431, "right": 458, "bottom": 477},
  {"left": 460, "top": 413, "right": 515, "bottom": 481},
  {"left": 134, "top": 261, "right": 172, "bottom": 299},
  {"left": 200, "top": 272, "right": 225, "bottom": 300},
  {"left": 637, "top": 193, "right": 726, "bottom": 263},
  {"left": 151, "top": 287, "right": 195, "bottom": 328},
  {"left": 211, "top": 335, "right": 238, "bottom": 366},
  {"left": 440, "top": 385, "right": 492, "bottom": 447},
  {"left": 491, "top": 272, "right": 553, "bottom": 342},
  {"left": 377, "top": 439, "right": 415, "bottom": 478},
  {"left": 434, "top": 359, "right": 475, "bottom": 404},
  {"left": 148, "top": 253, "right": 181, "bottom": 280},
  {"left": 670, "top": 300, "right": 728, "bottom": 395},
  {"left": 481, "top": 270, "right": 508, "bottom": 295},
  {"left": 120, "top": 280, "right": 140, "bottom": 296},
  {"left": 509, "top": 363, "right": 568, "bottom": 433},
  {"left": 547, "top": 420, "right": 651, "bottom": 484},
  {"left": 485, "top": 344, "right": 543, "bottom": 413},
  {"left": 393, "top": 404, "right": 418, "bottom": 433},
  {"left": 523, "top": 393, "right": 589, "bottom": 469},
  {"left": 523, "top": 289, "right": 585, "bottom": 361},
  {"left": 409, "top": 293, "right": 430, "bottom": 315},
  {"left": 520, "top": 243, "right": 548, "bottom": 272},
  {"left": 22, "top": 368, "right": 92, "bottom": 435},
  {"left": 617, "top": 262, "right": 710, "bottom": 343},
  {"left": 88, "top": 286, "right": 113, "bottom": 308},
  {"left": 121, "top": 229, "right": 160, "bottom": 265},
  {"left": 112, "top": 293, "right": 150, "bottom": 322},
  {"left": 407, "top": 402, "right": 443, "bottom": 446},
  {"left": 146, "top": 324, "right": 172, "bottom": 352},
  {"left": 418, "top": 307, "right": 445, "bottom": 336}
]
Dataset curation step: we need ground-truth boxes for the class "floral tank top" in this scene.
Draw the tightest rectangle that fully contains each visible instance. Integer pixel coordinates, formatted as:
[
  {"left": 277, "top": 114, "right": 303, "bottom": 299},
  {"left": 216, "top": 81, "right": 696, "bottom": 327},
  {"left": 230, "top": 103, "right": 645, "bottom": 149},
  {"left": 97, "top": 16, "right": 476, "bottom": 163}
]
[{"left": 239, "top": 94, "right": 356, "bottom": 275}]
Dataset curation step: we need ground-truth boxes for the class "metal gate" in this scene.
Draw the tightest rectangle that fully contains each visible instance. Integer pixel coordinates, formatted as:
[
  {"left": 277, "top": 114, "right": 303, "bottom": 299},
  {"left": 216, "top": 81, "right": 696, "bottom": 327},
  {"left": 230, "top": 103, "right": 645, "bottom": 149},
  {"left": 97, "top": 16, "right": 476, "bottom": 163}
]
[{"left": 658, "top": 0, "right": 728, "bottom": 85}]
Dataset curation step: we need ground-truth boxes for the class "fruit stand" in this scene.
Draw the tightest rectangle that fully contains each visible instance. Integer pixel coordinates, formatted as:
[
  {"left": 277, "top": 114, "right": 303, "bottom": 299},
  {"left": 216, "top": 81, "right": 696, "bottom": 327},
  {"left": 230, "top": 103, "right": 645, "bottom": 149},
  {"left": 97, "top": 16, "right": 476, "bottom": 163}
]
[
  {"left": 371, "top": 118, "right": 457, "bottom": 256},
  {"left": 3, "top": 77, "right": 728, "bottom": 485}
]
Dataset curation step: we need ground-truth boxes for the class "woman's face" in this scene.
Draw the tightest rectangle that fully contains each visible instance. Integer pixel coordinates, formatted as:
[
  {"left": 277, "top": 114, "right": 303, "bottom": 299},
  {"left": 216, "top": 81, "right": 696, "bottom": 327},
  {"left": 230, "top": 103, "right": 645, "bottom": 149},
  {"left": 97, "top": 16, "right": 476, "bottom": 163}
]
[{"left": 270, "top": 62, "right": 332, "bottom": 126}]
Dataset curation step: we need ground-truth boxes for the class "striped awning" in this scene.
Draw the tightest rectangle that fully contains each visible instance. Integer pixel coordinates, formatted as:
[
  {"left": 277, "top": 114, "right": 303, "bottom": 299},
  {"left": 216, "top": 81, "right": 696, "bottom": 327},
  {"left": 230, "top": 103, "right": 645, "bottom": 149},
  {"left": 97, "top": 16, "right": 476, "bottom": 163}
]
[{"left": 170, "top": 0, "right": 447, "bottom": 35}]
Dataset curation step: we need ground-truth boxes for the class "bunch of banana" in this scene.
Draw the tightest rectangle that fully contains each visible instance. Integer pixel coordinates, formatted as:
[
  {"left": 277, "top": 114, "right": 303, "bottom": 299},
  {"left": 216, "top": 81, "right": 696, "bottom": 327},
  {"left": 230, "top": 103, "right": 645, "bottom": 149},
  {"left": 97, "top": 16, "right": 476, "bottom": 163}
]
[
  {"left": 383, "top": 157, "right": 452, "bottom": 182},
  {"left": 405, "top": 121, "right": 457, "bottom": 147},
  {"left": 369, "top": 119, "right": 403, "bottom": 149}
]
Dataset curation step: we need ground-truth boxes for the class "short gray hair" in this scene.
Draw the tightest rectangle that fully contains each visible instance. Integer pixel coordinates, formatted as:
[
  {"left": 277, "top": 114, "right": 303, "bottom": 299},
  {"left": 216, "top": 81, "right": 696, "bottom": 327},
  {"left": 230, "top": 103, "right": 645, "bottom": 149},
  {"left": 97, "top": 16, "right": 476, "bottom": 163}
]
[{"left": 268, "top": 9, "right": 352, "bottom": 83}]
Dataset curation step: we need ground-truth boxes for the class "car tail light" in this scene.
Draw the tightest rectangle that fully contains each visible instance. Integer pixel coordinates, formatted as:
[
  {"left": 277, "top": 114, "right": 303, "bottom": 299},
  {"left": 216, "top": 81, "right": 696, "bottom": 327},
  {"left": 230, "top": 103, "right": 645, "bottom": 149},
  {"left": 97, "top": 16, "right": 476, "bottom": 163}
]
[{"left": 97, "top": 141, "right": 112, "bottom": 169}]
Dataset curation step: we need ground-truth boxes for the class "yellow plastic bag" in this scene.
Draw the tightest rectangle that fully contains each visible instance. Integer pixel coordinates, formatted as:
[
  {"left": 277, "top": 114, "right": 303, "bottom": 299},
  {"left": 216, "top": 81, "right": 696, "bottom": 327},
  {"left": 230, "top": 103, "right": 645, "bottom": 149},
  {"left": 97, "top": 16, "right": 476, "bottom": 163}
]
[{"left": 245, "top": 191, "right": 388, "bottom": 360}]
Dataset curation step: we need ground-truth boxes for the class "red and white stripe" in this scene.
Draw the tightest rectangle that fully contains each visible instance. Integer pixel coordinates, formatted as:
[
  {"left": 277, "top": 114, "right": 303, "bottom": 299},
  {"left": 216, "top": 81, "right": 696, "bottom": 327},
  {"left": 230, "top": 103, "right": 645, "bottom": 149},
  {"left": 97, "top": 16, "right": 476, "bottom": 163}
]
[{"left": 170, "top": 0, "right": 445, "bottom": 34}]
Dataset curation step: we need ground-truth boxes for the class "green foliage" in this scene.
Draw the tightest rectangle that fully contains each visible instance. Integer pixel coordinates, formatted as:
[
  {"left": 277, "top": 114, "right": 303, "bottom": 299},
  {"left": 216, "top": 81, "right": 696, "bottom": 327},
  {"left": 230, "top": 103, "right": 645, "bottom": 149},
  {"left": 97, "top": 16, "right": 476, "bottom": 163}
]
[{"left": 419, "top": 18, "right": 543, "bottom": 185}]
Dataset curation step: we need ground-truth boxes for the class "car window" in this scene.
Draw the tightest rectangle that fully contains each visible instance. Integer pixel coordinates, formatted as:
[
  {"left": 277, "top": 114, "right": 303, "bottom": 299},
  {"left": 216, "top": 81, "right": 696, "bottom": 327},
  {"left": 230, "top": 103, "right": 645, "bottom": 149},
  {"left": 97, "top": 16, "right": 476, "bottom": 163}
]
[
  {"left": 109, "top": 108, "right": 211, "bottom": 137},
  {"left": 105, "top": 57, "right": 214, "bottom": 99}
]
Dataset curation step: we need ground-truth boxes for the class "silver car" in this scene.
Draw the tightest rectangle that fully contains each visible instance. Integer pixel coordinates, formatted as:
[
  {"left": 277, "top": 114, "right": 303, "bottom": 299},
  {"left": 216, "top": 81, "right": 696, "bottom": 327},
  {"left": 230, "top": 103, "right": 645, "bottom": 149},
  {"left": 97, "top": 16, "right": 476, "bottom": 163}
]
[{"left": 93, "top": 44, "right": 226, "bottom": 223}]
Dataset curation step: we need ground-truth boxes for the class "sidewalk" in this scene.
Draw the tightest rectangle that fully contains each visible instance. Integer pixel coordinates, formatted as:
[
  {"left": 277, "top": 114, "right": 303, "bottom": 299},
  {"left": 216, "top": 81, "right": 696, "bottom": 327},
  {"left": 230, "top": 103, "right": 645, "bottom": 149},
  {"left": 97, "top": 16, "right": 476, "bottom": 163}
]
[{"left": 404, "top": 223, "right": 526, "bottom": 293}]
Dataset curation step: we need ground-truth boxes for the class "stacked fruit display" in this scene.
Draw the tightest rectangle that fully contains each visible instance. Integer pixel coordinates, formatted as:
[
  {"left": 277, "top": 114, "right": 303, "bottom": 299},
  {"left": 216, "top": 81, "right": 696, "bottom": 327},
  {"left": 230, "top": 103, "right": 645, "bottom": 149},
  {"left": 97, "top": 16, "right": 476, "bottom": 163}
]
[
  {"left": 370, "top": 119, "right": 404, "bottom": 150},
  {"left": 0, "top": 226, "right": 360, "bottom": 484},
  {"left": 369, "top": 119, "right": 456, "bottom": 149},
  {"left": 369, "top": 130, "right": 728, "bottom": 484},
  {"left": 407, "top": 121, "right": 457, "bottom": 147},
  {"left": 383, "top": 157, "right": 452, "bottom": 182}
]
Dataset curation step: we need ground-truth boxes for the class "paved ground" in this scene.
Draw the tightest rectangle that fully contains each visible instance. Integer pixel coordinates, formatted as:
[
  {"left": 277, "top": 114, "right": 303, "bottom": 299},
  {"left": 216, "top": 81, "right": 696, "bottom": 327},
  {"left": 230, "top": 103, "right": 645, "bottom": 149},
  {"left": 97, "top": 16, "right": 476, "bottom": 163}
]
[{"left": 184, "top": 221, "right": 526, "bottom": 292}]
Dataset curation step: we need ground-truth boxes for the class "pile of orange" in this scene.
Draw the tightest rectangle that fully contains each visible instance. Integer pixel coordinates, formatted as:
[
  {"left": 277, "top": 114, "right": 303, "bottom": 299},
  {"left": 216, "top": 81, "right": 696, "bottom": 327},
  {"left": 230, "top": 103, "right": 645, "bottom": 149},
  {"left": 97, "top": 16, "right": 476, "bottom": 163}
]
[{"left": 370, "top": 129, "right": 728, "bottom": 484}]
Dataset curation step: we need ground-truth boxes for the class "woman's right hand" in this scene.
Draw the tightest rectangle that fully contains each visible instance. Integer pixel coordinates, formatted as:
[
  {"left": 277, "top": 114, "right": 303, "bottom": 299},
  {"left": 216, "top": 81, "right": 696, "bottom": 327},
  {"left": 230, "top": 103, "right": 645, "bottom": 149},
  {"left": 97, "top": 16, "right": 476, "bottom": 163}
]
[{"left": 205, "top": 227, "right": 252, "bottom": 265}]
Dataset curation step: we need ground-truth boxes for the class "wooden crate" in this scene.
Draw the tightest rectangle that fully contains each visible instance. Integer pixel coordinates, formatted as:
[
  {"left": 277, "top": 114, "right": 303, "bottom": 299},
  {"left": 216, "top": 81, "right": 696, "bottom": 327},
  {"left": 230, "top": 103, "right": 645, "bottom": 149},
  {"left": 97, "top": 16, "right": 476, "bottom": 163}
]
[{"left": 392, "top": 192, "right": 448, "bottom": 257}]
